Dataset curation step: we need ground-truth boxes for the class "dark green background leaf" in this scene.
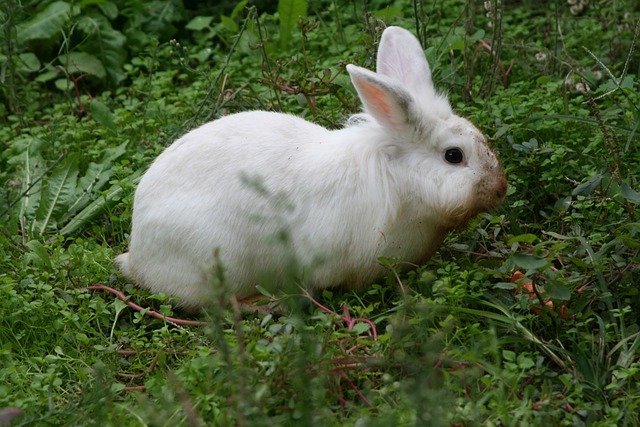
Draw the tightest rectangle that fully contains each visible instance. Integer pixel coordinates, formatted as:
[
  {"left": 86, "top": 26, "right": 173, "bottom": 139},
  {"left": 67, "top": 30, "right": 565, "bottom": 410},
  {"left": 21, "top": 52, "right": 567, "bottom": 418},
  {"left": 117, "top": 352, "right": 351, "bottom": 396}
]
[
  {"left": 58, "top": 52, "right": 106, "bottom": 79},
  {"left": 278, "top": 0, "right": 307, "bottom": 49},
  {"left": 546, "top": 283, "right": 571, "bottom": 301},
  {"left": 16, "top": 1, "right": 71, "bottom": 43},
  {"left": 513, "top": 254, "right": 549, "bottom": 270}
]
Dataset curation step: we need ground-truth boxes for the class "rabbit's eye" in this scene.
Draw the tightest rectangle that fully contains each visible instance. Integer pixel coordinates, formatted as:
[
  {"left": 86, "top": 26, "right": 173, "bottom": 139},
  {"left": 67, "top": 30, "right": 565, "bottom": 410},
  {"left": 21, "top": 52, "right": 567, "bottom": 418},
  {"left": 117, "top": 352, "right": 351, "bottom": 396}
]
[{"left": 444, "top": 148, "right": 464, "bottom": 164}]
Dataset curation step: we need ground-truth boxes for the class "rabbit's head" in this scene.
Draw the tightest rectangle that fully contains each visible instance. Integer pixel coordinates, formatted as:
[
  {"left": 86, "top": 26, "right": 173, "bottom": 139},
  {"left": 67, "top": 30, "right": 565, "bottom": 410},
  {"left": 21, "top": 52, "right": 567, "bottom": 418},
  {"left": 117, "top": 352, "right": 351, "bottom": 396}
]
[{"left": 346, "top": 26, "right": 507, "bottom": 231}]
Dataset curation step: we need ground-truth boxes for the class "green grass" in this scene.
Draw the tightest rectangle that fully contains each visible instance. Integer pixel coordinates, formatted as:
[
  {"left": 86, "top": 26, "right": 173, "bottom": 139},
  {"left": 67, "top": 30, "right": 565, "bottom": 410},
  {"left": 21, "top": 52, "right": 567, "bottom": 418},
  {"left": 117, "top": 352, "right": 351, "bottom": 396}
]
[{"left": 1, "top": 0, "right": 639, "bottom": 425}]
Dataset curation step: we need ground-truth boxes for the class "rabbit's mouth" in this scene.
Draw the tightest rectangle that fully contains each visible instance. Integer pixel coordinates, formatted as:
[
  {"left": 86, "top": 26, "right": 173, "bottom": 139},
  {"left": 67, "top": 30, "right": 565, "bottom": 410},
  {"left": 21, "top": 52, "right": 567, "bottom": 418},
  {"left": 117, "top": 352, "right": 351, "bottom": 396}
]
[
  {"left": 481, "top": 176, "right": 508, "bottom": 210},
  {"left": 475, "top": 164, "right": 508, "bottom": 209},
  {"left": 440, "top": 174, "right": 507, "bottom": 230}
]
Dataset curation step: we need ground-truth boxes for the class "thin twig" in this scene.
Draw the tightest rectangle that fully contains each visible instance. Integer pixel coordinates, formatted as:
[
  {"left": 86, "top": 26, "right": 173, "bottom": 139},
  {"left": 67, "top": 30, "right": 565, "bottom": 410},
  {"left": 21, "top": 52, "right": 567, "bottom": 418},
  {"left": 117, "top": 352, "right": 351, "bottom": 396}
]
[
  {"left": 339, "top": 371, "right": 374, "bottom": 409},
  {"left": 83, "top": 285, "right": 208, "bottom": 326}
]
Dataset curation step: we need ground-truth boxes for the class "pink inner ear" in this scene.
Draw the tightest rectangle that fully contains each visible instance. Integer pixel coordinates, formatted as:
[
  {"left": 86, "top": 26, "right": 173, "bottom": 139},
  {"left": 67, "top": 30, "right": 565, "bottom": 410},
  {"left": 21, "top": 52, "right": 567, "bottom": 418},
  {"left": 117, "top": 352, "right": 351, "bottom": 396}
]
[
  {"left": 359, "top": 81, "right": 394, "bottom": 123},
  {"left": 360, "top": 82, "right": 390, "bottom": 115}
]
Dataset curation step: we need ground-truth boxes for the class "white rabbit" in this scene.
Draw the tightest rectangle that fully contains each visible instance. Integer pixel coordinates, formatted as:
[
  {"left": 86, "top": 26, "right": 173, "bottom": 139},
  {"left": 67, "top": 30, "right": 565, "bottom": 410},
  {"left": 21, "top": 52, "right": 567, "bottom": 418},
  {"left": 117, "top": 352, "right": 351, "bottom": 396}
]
[{"left": 115, "top": 26, "right": 507, "bottom": 312}]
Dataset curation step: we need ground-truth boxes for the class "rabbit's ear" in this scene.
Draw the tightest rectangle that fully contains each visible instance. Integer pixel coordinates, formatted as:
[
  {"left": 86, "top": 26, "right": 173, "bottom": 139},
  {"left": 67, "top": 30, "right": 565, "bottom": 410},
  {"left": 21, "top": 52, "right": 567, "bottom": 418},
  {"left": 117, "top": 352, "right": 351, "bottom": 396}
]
[
  {"left": 376, "top": 26, "right": 435, "bottom": 99},
  {"left": 346, "top": 64, "right": 414, "bottom": 131}
]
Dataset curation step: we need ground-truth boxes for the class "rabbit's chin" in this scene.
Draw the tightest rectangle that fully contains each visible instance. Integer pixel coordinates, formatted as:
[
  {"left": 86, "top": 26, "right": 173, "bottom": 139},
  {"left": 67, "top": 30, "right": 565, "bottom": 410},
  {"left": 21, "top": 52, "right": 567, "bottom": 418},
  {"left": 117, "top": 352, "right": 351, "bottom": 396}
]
[
  {"left": 439, "top": 191, "right": 506, "bottom": 231},
  {"left": 437, "top": 206, "right": 476, "bottom": 231}
]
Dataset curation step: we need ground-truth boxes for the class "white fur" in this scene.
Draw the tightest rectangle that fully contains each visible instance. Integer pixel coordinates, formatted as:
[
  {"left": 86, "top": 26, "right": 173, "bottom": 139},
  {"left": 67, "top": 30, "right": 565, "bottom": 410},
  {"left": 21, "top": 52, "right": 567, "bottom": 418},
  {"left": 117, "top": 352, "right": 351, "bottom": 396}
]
[{"left": 115, "top": 26, "right": 507, "bottom": 311}]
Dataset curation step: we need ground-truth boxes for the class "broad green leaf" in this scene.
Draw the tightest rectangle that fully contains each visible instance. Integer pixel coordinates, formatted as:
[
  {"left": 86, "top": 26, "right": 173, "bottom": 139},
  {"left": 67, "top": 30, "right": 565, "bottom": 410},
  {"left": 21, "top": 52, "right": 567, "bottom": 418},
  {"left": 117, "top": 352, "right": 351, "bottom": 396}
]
[
  {"left": 517, "top": 353, "right": 536, "bottom": 369},
  {"left": 111, "top": 383, "right": 126, "bottom": 393},
  {"left": 621, "top": 75, "right": 635, "bottom": 89},
  {"left": 350, "top": 322, "right": 371, "bottom": 335},
  {"left": 620, "top": 182, "right": 640, "bottom": 204},
  {"left": 572, "top": 172, "right": 602, "bottom": 196},
  {"left": 495, "top": 125, "right": 510, "bottom": 139},
  {"left": 35, "top": 154, "right": 80, "bottom": 235},
  {"left": 470, "top": 29, "right": 486, "bottom": 41},
  {"left": 508, "top": 234, "right": 539, "bottom": 245},
  {"left": 63, "top": 140, "right": 128, "bottom": 221},
  {"left": 230, "top": 1, "right": 248, "bottom": 20},
  {"left": 90, "top": 100, "right": 116, "bottom": 132},
  {"left": 255, "top": 285, "right": 275, "bottom": 298},
  {"left": 142, "top": 0, "right": 185, "bottom": 35},
  {"left": 35, "top": 69, "right": 59, "bottom": 83},
  {"left": 513, "top": 253, "right": 549, "bottom": 271},
  {"left": 372, "top": 6, "right": 402, "bottom": 21},
  {"left": 55, "top": 78, "right": 73, "bottom": 91},
  {"left": 493, "top": 282, "right": 518, "bottom": 290},
  {"left": 278, "top": 0, "right": 307, "bottom": 49},
  {"left": 16, "top": 138, "right": 46, "bottom": 229},
  {"left": 554, "top": 195, "right": 572, "bottom": 212},
  {"left": 24, "top": 240, "right": 53, "bottom": 270},
  {"left": 502, "top": 350, "right": 516, "bottom": 362},
  {"left": 77, "top": 14, "right": 126, "bottom": 84},
  {"left": 543, "top": 231, "right": 571, "bottom": 240},
  {"left": 321, "top": 290, "right": 333, "bottom": 298},
  {"left": 60, "top": 169, "right": 142, "bottom": 236},
  {"left": 449, "top": 38, "right": 465, "bottom": 51},
  {"left": 96, "top": 1, "right": 119, "bottom": 19},
  {"left": 112, "top": 298, "right": 128, "bottom": 317},
  {"left": 16, "top": 53, "right": 41, "bottom": 73},
  {"left": 545, "top": 283, "right": 571, "bottom": 301},
  {"left": 16, "top": 1, "right": 71, "bottom": 44},
  {"left": 220, "top": 15, "right": 238, "bottom": 33},
  {"left": 58, "top": 52, "right": 107, "bottom": 79},
  {"left": 186, "top": 16, "right": 213, "bottom": 31}
]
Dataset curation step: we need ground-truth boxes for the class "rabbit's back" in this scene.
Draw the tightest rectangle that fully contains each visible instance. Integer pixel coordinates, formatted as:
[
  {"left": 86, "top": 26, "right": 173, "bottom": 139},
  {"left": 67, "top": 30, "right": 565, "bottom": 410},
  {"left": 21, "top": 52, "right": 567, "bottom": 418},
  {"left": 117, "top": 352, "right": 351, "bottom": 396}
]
[{"left": 119, "top": 111, "right": 426, "bottom": 309}]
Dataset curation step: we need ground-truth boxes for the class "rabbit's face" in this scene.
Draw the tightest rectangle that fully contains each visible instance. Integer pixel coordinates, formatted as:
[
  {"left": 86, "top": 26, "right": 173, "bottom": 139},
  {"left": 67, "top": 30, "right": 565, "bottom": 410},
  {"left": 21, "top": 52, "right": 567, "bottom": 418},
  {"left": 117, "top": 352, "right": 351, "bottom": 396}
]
[{"left": 404, "top": 114, "right": 507, "bottom": 230}]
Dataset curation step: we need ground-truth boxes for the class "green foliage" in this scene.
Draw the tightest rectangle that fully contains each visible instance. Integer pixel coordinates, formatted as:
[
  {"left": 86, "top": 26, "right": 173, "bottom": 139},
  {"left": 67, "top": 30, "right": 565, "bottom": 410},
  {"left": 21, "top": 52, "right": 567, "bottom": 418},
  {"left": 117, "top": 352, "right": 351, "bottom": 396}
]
[
  {"left": 0, "top": 0, "right": 185, "bottom": 103},
  {"left": 1, "top": 0, "right": 640, "bottom": 425},
  {"left": 15, "top": 1, "right": 71, "bottom": 43},
  {"left": 278, "top": 0, "right": 308, "bottom": 49},
  {"left": 7, "top": 137, "right": 128, "bottom": 238}
]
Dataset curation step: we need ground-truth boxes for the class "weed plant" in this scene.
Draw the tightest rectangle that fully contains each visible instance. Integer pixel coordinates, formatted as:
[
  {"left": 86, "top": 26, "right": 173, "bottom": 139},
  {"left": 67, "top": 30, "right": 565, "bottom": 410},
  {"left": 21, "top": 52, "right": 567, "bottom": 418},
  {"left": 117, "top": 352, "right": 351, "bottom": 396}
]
[{"left": 1, "top": 0, "right": 639, "bottom": 425}]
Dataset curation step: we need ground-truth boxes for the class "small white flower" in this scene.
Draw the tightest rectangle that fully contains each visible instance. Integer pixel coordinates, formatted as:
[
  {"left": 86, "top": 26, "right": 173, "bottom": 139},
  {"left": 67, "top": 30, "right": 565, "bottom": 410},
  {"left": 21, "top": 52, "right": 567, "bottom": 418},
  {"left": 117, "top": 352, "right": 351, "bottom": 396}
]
[
  {"left": 575, "top": 82, "right": 588, "bottom": 93},
  {"left": 484, "top": 1, "right": 493, "bottom": 11},
  {"left": 592, "top": 70, "right": 602, "bottom": 80},
  {"left": 535, "top": 52, "right": 547, "bottom": 62},
  {"left": 567, "top": 0, "right": 578, "bottom": 4},
  {"left": 570, "top": 3, "right": 583, "bottom": 14}
]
